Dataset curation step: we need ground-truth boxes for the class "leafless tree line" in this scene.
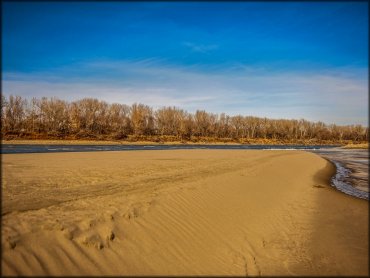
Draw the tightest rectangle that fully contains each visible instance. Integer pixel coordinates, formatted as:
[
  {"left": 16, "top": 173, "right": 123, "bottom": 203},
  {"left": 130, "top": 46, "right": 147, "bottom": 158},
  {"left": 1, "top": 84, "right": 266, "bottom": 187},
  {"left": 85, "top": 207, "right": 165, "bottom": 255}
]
[{"left": 1, "top": 95, "right": 368, "bottom": 143}]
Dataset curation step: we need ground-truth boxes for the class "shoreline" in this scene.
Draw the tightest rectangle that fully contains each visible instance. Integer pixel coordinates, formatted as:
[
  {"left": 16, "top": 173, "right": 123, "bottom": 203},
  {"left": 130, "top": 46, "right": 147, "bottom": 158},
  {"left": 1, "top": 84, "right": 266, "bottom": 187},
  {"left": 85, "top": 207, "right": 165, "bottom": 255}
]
[
  {"left": 320, "top": 157, "right": 369, "bottom": 200},
  {"left": 312, "top": 149, "right": 369, "bottom": 200},
  {"left": 2, "top": 150, "right": 368, "bottom": 275},
  {"left": 341, "top": 142, "right": 369, "bottom": 149},
  {"left": 3, "top": 138, "right": 364, "bottom": 147},
  {"left": 1, "top": 139, "right": 242, "bottom": 146}
]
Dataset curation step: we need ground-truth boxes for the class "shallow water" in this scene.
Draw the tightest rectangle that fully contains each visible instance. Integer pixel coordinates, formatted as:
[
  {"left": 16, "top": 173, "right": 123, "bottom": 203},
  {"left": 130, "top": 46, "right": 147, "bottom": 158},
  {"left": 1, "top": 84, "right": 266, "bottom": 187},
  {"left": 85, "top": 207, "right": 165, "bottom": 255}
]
[
  {"left": 2, "top": 144, "right": 368, "bottom": 200},
  {"left": 311, "top": 148, "right": 369, "bottom": 200}
]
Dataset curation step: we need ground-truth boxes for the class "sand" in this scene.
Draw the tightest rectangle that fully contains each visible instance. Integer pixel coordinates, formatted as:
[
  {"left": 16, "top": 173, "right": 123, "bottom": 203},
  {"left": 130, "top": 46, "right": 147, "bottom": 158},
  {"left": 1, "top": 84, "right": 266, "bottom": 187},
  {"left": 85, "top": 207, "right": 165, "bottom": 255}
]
[
  {"left": 1, "top": 150, "right": 368, "bottom": 276},
  {"left": 342, "top": 143, "right": 369, "bottom": 149}
]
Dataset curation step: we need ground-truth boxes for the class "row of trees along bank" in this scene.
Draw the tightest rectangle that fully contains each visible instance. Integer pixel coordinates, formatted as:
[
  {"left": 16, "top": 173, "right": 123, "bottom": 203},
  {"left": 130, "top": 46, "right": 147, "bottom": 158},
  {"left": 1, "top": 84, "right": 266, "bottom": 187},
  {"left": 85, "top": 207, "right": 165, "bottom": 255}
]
[{"left": 1, "top": 95, "right": 368, "bottom": 144}]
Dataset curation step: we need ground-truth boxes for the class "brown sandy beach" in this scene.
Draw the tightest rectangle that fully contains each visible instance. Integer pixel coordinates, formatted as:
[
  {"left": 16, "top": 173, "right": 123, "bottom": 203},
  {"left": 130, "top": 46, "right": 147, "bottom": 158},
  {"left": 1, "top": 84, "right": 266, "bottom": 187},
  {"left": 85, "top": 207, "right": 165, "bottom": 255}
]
[{"left": 1, "top": 150, "right": 368, "bottom": 276}]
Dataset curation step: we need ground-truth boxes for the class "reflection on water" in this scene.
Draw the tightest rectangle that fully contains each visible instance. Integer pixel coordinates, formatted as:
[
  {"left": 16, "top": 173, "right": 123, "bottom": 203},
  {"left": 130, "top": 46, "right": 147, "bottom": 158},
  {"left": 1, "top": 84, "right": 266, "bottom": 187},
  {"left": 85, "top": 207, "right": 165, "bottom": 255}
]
[{"left": 312, "top": 148, "right": 369, "bottom": 200}]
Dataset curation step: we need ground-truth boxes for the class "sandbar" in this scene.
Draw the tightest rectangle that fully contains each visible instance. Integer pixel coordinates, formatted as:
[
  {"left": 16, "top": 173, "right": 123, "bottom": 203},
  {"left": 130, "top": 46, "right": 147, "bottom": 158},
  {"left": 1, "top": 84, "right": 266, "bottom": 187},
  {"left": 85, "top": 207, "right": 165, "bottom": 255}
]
[{"left": 1, "top": 150, "right": 368, "bottom": 276}]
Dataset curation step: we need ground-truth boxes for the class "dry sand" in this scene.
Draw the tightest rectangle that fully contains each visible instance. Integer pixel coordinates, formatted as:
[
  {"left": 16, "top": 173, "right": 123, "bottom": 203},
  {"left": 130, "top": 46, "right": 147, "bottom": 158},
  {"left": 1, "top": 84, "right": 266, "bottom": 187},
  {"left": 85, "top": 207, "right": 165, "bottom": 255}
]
[
  {"left": 1, "top": 150, "right": 368, "bottom": 276},
  {"left": 342, "top": 143, "right": 369, "bottom": 149}
]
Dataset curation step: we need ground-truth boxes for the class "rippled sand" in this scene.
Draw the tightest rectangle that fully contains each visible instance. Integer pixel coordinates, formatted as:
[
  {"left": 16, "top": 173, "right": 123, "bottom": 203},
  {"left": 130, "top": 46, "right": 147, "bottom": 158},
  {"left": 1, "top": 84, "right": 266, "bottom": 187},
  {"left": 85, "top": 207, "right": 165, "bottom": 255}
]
[{"left": 2, "top": 150, "right": 368, "bottom": 276}]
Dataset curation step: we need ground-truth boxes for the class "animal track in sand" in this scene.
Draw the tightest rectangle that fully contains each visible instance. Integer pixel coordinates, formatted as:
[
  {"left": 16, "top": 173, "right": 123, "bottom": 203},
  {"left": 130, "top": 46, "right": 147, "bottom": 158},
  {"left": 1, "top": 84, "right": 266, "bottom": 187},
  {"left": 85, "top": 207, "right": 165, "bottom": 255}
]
[
  {"left": 3, "top": 236, "right": 18, "bottom": 249},
  {"left": 73, "top": 223, "right": 116, "bottom": 250},
  {"left": 242, "top": 236, "right": 261, "bottom": 276},
  {"left": 228, "top": 248, "right": 260, "bottom": 276},
  {"left": 313, "top": 184, "right": 325, "bottom": 188}
]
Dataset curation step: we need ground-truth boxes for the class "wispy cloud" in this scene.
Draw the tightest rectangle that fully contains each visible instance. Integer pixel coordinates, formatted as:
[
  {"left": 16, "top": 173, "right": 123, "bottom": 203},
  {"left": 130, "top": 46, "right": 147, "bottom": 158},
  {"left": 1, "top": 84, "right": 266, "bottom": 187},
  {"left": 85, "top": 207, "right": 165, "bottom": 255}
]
[
  {"left": 183, "top": 42, "right": 219, "bottom": 53},
  {"left": 2, "top": 60, "right": 368, "bottom": 125}
]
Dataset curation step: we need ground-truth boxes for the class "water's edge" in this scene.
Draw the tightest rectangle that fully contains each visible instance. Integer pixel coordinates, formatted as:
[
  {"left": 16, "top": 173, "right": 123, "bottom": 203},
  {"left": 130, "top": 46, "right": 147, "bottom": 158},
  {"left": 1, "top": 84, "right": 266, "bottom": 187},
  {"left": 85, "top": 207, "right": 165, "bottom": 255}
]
[
  {"left": 311, "top": 148, "right": 369, "bottom": 201},
  {"left": 320, "top": 157, "right": 369, "bottom": 200}
]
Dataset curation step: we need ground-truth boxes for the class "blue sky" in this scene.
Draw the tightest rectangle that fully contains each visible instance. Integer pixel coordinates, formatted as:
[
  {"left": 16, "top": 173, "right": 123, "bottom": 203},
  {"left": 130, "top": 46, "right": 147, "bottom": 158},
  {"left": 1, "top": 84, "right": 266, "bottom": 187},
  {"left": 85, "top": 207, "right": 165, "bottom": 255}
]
[{"left": 2, "top": 2, "right": 368, "bottom": 125}]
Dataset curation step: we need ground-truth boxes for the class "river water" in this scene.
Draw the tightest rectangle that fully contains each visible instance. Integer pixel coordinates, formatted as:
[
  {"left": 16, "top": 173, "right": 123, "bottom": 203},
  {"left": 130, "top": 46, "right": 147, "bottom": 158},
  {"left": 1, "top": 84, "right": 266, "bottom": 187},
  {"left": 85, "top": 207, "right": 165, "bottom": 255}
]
[
  {"left": 1, "top": 144, "right": 368, "bottom": 200},
  {"left": 310, "top": 148, "right": 368, "bottom": 200}
]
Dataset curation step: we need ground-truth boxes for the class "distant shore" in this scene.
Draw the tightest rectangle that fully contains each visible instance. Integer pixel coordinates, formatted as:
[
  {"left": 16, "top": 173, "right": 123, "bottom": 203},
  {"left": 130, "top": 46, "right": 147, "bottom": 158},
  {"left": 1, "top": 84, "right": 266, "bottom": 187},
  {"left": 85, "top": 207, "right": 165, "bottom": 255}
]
[
  {"left": 1, "top": 139, "right": 240, "bottom": 146},
  {"left": 2, "top": 150, "right": 368, "bottom": 275},
  {"left": 1, "top": 138, "right": 368, "bottom": 149},
  {"left": 3, "top": 138, "right": 366, "bottom": 148},
  {"left": 341, "top": 143, "right": 369, "bottom": 149}
]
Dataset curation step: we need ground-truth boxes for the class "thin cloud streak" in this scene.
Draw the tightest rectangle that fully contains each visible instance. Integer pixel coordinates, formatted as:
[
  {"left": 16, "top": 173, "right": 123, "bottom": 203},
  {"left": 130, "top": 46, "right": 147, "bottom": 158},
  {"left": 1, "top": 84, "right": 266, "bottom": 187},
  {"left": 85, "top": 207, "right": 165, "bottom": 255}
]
[
  {"left": 183, "top": 42, "right": 219, "bottom": 53},
  {"left": 2, "top": 60, "right": 368, "bottom": 126}
]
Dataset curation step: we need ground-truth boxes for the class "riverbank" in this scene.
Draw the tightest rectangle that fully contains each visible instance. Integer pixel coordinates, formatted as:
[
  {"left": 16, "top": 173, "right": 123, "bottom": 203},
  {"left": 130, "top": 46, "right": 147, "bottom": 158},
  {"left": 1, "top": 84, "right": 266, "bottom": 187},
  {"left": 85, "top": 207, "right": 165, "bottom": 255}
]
[
  {"left": 1, "top": 138, "right": 355, "bottom": 146},
  {"left": 2, "top": 150, "right": 368, "bottom": 275},
  {"left": 1, "top": 139, "right": 241, "bottom": 145},
  {"left": 342, "top": 142, "right": 369, "bottom": 149}
]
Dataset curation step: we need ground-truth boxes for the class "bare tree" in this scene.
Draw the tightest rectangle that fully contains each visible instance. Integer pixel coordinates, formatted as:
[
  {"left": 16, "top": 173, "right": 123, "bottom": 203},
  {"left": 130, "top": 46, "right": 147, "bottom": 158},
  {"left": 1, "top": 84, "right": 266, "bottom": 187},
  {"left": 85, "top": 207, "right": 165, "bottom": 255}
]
[
  {"left": 1, "top": 95, "right": 368, "bottom": 143},
  {"left": 131, "top": 103, "right": 155, "bottom": 136}
]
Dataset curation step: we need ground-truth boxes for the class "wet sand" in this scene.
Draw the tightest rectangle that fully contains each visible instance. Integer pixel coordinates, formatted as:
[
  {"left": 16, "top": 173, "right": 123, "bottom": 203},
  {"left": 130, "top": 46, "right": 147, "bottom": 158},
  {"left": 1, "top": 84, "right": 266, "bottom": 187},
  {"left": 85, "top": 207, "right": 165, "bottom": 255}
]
[{"left": 1, "top": 150, "right": 368, "bottom": 276}]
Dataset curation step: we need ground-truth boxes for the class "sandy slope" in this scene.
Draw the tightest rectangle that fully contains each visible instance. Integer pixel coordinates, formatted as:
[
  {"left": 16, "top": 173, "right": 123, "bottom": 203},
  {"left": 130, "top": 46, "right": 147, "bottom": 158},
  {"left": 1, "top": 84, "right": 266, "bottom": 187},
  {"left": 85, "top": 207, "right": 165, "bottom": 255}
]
[{"left": 1, "top": 150, "right": 368, "bottom": 276}]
